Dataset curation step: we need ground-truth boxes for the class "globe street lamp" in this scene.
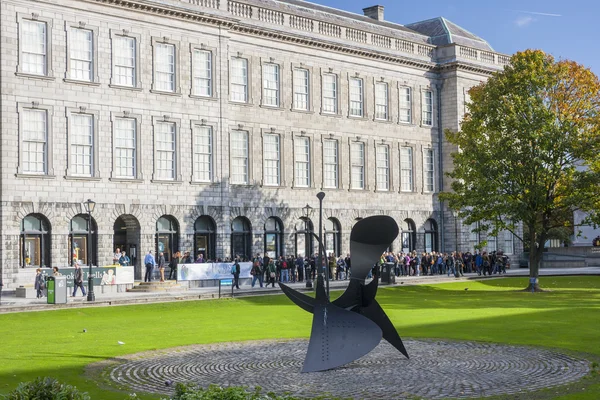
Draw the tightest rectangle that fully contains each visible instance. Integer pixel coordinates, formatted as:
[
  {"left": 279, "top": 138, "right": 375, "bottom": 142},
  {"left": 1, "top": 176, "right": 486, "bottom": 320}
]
[
  {"left": 84, "top": 199, "right": 96, "bottom": 302},
  {"left": 303, "top": 204, "right": 313, "bottom": 288}
]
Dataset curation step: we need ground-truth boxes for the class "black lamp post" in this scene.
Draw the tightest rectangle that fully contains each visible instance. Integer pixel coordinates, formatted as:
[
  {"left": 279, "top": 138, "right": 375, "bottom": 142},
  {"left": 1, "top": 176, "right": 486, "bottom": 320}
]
[
  {"left": 316, "top": 192, "right": 328, "bottom": 299},
  {"left": 303, "top": 204, "right": 313, "bottom": 288},
  {"left": 84, "top": 199, "right": 96, "bottom": 302},
  {"left": 452, "top": 209, "right": 459, "bottom": 253}
]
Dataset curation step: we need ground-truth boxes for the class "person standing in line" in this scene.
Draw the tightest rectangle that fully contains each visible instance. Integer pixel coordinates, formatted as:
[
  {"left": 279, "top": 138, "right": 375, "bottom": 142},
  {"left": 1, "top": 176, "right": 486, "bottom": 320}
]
[
  {"left": 250, "top": 258, "right": 263, "bottom": 288},
  {"left": 34, "top": 268, "right": 45, "bottom": 299},
  {"left": 168, "top": 251, "right": 180, "bottom": 280},
  {"left": 119, "top": 250, "right": 130, "bottom": 266},
  {"left": 232, "top": 256, "right": 241, "bottom": 289},
  {"left": 144, "top": 250, "right": 156, "bottom": 282},
  {"left": 52, "top": 267, "right": 61, "bottom": 276},
  {"left": 344, "top": 253, "right": 351, "bottom": 279},
  {"left": 157, "top": 251, "right": 166, "bottom": 282},
  {"left": 267, "top": 259, "right": 277, "bottom": 288},
  {"left": 113, "top": 247, "right": 121, "bottom": 264},
  {"left": 72, "top": 262, "right": 87, "bottom": 297}
]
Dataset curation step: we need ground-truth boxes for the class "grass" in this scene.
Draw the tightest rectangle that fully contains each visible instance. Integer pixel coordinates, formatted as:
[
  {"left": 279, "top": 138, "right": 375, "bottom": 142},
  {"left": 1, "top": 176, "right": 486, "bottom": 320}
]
[{"left": 0, "top": 276, "right": 599, "bottom": 399}]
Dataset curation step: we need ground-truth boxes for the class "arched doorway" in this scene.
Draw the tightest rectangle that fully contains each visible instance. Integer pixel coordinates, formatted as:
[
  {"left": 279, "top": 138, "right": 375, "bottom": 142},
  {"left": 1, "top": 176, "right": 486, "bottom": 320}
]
[
  {"left": 231, "top": 216, "right": 252, "bottom": 260},
  {"left": 21, "top": 214, "right": 51, "bottom": 268},
  {"left": 194, "top": 216, "right": 216, "bottom": 261},
  {"left": 70, "top": 214, "right": 97, "bottom": 267},
  {"left": 401, "top": 219, "right": 416, "bottom": 253},
  {"left": 113, "top": 215, "right": 141, "bottom": 277},
  {"left": 424, "top": 219, "right": 438, "bottom": 253},
  {"left": 156, "top": 215, "right": 179, "bottom": 264},
  {"left": 324, "top": 218, "right": 341, "bottom": 256},
  {"left": 295, "top": 217, "right": 314, "bottom": 257},
  {"left": 264, "top": 217, "right": 283, "bottom": 259}
]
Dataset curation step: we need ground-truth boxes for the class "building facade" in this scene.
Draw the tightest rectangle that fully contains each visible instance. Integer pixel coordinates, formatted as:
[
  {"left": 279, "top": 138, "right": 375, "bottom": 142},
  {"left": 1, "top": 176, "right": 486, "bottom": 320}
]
[{"left": 0, "top": 0, "right": 520, "bottom": 288}]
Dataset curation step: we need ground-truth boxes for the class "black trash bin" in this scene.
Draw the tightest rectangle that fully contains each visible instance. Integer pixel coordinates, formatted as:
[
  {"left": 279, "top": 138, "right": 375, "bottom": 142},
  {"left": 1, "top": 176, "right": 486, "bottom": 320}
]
[{"left": 380, "top": 263, "right": 395, "bottom": 284}]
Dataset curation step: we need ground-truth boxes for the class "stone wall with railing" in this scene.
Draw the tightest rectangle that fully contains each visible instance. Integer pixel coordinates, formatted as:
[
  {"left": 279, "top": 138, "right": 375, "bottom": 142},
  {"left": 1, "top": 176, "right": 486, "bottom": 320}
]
[{"left": 185, "top": 0, "right": 509, "bottom": 69}]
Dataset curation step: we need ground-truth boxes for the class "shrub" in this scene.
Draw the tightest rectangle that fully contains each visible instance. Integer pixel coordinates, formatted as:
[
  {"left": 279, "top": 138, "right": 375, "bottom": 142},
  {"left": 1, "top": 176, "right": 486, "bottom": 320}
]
[
  {"left": 3, "top": 377, "right": 90, "bottom": 400},
  {"left": 167, "top": 383, "right": 301, "bottom": 400}
]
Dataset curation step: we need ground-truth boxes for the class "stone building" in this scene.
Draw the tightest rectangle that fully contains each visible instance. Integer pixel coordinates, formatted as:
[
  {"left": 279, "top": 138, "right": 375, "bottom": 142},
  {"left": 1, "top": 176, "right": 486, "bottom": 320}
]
[{"left": 0, "top": 0, "right": 521, "bottom": 288}]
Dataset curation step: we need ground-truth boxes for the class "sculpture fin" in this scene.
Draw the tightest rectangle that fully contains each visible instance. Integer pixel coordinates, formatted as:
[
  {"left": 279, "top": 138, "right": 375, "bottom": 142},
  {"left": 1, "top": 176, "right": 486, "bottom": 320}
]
[{"left": 279, "top": 282, "right": 316, "bottom": 314}]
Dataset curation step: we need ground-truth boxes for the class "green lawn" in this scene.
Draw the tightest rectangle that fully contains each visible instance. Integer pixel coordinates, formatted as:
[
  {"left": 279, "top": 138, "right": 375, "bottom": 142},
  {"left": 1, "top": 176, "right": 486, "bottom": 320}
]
[{"left": 1, "top": 276, "right": 599, "bottom": 399}]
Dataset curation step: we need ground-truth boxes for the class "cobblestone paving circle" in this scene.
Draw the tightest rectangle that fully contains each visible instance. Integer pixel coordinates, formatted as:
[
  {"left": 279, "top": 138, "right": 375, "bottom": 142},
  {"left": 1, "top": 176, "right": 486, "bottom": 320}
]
[{"left": 108, "top": 340, "right": 590, "bottom": 399}]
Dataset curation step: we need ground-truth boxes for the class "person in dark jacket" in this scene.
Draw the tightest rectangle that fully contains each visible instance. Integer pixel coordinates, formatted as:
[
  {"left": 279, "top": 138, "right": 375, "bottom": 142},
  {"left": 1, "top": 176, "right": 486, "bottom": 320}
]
[
  {"left": 232, "top": 257, "right": 241, "bottom": 289},
  {"left": 157, "top": 252, "right": 166, "bottom": 282},
  {"left": 34, "top": 268, "right": 45, "bottom": 299},
  {"left": 72, "top": 263, "right": 87, "bottom": 297}
]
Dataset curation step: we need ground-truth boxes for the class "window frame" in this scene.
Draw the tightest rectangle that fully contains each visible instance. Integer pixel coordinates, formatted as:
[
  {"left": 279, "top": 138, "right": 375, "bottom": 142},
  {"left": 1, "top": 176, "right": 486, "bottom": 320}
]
[
  {"left": 323, "top": 138, "right": 339, "bottom": 189},
  {"left": 399, "top": 85, "right": 412, "bottom": 124},
  {"left": 110, "top": 111, "right": 142, "bottom": 180},
  {"left": 17, "top": 103, "right": 54, "bottom": 177},
  {"left": 190, "top": 45, "right": 215, "bottom": 98},
  {"left": 16, "top": 14, "right": 54, "bottom": 79},
  {"left": 374, "top": 81, "right": 389, "bottom": 121},
  {"left": 262, "top": 132, "right": 281, "bottom": 186},
  {"left": 348, "top": 76, "right": 364, "bottom": 118},
  {"left": 151, "top": 116, "right": 182, "bottom": 182},
  {"left": 65, "top": 107, "right": 100, "bottom": 178},
  {"left": 230, "top": 130, "right": 250, "bottom": 185},
  {"left": 400, "top": 145, "right": 414, "bottom": 192},
  {"left": 191, "top": 122, "right": 214, "bottom": 183},
  {"left": 151, "top": 37, "right": 181, "bottom": 94},
  {"left": 423, "top": 147, "right": 435, "bottom": 193},
  {"left": 350, "top": 141, "right": 365, "bottom": 190},
  {"left": 321, "top": 72, "right": 338, "bottom": 115},
  {"left": 294, "top": 135, "right": 311, "bottom": 188},
  {"left": 65, "top": 22, "right": 100, "bottom": 84},
  {"left": 230, "top": 56, "right": 249, "bottom": 103},
  {"left": 376, "top": 144, "right": 390, "bottom": 191},
  {"left": 292, "top": 67, "right": 310, "bottom": 111},
  {"left": 261, "top": 62, "right": 281, "bottom": 108},
  {"left": 109, "top": 29, "right": 141, "bottom": 89},
  {"left": 422, "top": 89, "right": 434, "bottom": 126}
]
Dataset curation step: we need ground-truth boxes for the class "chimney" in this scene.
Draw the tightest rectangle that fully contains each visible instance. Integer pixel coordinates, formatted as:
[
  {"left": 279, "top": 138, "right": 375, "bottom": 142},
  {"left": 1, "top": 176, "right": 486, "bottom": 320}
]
[{"left": 363, "top": 5, "right": 384, "bottom": 21}]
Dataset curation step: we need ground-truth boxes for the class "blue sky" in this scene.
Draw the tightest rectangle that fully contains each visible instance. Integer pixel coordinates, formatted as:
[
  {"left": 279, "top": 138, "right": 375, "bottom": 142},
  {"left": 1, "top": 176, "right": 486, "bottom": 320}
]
[{"left": 313, "top": 0, "right": 599, "bottom": 76}]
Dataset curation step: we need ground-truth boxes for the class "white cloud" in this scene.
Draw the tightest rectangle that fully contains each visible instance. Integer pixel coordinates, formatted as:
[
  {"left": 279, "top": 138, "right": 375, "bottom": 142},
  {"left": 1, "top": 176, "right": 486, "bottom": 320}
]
[
  {"left": 515, "top": 16, "right": 535, "bottom": 27},
  {"left": 513, "top": 10, "right": 562, "bottom": 17}
]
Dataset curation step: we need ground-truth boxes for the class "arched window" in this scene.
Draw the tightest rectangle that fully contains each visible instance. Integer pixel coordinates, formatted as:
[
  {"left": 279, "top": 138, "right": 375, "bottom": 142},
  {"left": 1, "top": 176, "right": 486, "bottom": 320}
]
[
  {"left": 70, "top": 214, "right": 97, "bottom": 266},
  {"left": 21, "top": 214, "right": 51, "bottom": 268},
  {"left": 264, "top": 217, "right": 283, "bottom": 259},
  {"left": 295, "top": 218, "right": 314, "bottom": 257},
  {"left": 194, "top": 216, "right": 216, "bottom": 261},
  {"left": 156, "top": 215, "right": 179, "bottom": 263},
  {"left": 401, "top": 219, "right": 416, "bottom": 253},
  {"left": 424, "top": 219, "right": 438, "bottom": 253},
  {"left": 324, "top": 218, "right": 341, "bottom": 256},
  {"left": 231, "top": 217, "right": 252, "bottom": 260}
]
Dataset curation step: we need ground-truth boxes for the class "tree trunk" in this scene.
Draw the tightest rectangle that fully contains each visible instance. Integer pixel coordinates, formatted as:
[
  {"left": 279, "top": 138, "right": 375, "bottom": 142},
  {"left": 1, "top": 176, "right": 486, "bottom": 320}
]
[{"left": 525, "top": 229, "right": 545, "bottom": 292}]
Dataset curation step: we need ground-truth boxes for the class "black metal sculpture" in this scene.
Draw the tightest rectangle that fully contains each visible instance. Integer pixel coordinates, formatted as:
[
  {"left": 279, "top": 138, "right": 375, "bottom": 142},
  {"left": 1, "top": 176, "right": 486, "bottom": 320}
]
[{"left": 279, "top": 215, "right": 408, "bottom": 372}]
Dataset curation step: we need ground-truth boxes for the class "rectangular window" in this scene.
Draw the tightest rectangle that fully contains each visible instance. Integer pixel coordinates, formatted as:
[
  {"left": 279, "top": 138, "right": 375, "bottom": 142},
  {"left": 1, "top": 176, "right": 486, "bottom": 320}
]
[
  {"left": 295, "top": 137, "right": 310, "bottom": 187},
  {"left": 262, "top": 64, "right": 280, "bottom": 107},
  {"left": 349, "top": 78, "right": 364, "bottom": 117},
  {"left": 193, "top": 50, "right": 212, "bottom": 97},
  {"left": 422, "top": 90, "right": 433, "bottom": 126},
  {"left": 193, "top": 125, "right": 212, "bottom": 182},
  {"left": 293, "top": 68, "right": 309, "bottom": 111},
  {"left": 399, "top": 86, "right": 411, "bottom": 123},
  {"left": 22, "top": 109, "right": 47, "bottom": 174},
  {"left": 322, "top": 73, "right": 337, "bottom": 114},
  {"left": 351, "top": 142, "right": 365, "bottom": 189},
  {"left": 424, "top": 148, "right": 434, "bottom": 192},
  {"left": 21, "top": 20, "right": 47, "bottom": 75},
  {"left": 376, "top": 145, "right": 389, "bottom": 191},
  {"left": 70, "top": 28, "right": 93, "bottom": 81},
  {"left": 469, "top": 223, "right": 479, "bottom": 252},
  {"left": 230, "top": 57, "right": 248, "bottom": 102},
  {"left": 323, "top": 140, "right": 338, "bottom": 188},
  {"left": 263, "top": 134, "right": 280, "bottom": 186},
  {"left": 155, "top": 122, "right": 176, "bottom": 180},
  {"left": 114, "top": 118, "right": 136, "bottom": 178},
  {"left": 113, "top": 36, "right": 136, "bottom": 87},
  {"left": 504, "top": 231, "right": 514, "bottom": 254},
  {"left": 155, "top": 43, "right": 175, "bottom": 92},
  {"left": 231, "top": 131, "right": 249, "bottom": 184},
  {"left": 488, "top": 235, "right": 497, "bottom": 252},
  {"left": 375, "top": 82, "right": 388, "bottom": 120},
  {"left": 71, "top": 114, "right": 94, "bottom": 177},
  {"left": 400, "top": 146, "right": 413, "bottom": 192}
]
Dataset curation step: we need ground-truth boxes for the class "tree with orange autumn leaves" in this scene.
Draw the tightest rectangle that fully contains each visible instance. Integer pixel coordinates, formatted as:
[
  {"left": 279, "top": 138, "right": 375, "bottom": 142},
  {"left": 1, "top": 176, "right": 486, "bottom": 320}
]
[{"left": 441, "top": 50, "right": 600, "bottom": 291}]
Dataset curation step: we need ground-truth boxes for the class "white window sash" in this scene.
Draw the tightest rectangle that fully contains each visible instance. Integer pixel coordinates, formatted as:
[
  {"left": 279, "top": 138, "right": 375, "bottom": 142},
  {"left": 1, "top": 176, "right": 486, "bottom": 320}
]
[
  {"left": 22, "top": 20, "right": 47, "bottom": 75},
  {"left": 231, "top": 131, "right": 249, "bottom": 184},
  {"left": 230, "top": 58, "right": 248, "bottom": 102},
  {"left": 322, "top": 74, "right": 337, "bottom": 114},
  {"left": 193, "top": 50, "right": 212, "bottom": 97},
  {"left": 71, "top": 114, "right": 94, "bottom": 177},
  {"left": 155, "top": 122, "right": 176, "bottom": 180},
  {"left": 376, "top": 145, "right": 389, "bottom": 191},
  {"left": 293, "top": 69, "right": 309, "bottom": 111},
  {"left": 399, "top": 87, "right": 412, "bottom": 123},
  {"left": 375, "top": 83, "right": 388, "bottom": 120},
  {"left": 294, "top": 137, "right": 310, "bottom": 187},
  {"left": 70, "top": 28, "right": 93, "bottom": 81},
  {"left": 114, "top": 36, "right": 136, "bottom": 87},
  {"left": 400, "top": 147, "right": 413, "bottom": 192},
  {"left": 154, "top": 43, "right": 175, "bottom": 92},
  {"left": 193, "top": 125, "right": 212, "bottom": 182},
  {"left": 349, "top": 78, "right": 364, "bottom": 117},
  {"left": 351, "top": 142, "right": 365, "bottom": 189},
  {"left": 323, "top": 140, "right": 338, "bottom": 188},
  {"left": 115, "top": 118, "right": 136, "bottom": 178},
  {"left": 22, "top": 109, "right": 47, "bottom": 174},
  {"left": 263, "top": 134, "right": 280, "bottom": 185}
]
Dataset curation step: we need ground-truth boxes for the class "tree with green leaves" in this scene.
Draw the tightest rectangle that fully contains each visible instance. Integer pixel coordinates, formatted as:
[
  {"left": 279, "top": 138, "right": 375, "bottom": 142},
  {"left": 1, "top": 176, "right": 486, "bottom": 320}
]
[{"left": 441, "top": 50, "right": 600, "bottom": 291}]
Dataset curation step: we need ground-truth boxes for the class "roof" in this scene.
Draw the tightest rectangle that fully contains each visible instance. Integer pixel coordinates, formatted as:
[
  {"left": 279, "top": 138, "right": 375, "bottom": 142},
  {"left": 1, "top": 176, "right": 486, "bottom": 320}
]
[{"left": 405, "top": 17, "right": 494, "bottom": 52}]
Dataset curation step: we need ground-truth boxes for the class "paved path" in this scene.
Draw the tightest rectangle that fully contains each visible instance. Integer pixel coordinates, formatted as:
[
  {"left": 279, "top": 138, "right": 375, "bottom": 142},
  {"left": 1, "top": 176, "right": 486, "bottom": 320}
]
[
  {"left": 105, "top": 339, "right": 590, "bottom": 399},
  {"left": 1, "top": 267, "right": 598, "bottom": 313}
]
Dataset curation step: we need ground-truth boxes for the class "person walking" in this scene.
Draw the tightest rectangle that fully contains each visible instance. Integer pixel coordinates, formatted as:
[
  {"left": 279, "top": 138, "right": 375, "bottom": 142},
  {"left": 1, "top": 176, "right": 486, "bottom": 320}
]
[
  {"left": 34, "top": 268, "right": 46, "bottom": 299},
  {"left": 232, "top": 257, "right": 241, "bottom": 289},
  {"left": 157, "top": 251, "right": 166, "bottom": 282},
  {"left": 144, "top": 250, "right": 156, "bottom": 282},
  {"left": 250, "top": 258, "right": 263, "bottom": 288},
  {"left": 72, "top": 262, "right": 86, "bottom": 297},
  {"left": 266, "top": 259, "right": 277, "bottom": 288},
  {"left": 168, "top": 251, "right": 180, "bottom": 280}
]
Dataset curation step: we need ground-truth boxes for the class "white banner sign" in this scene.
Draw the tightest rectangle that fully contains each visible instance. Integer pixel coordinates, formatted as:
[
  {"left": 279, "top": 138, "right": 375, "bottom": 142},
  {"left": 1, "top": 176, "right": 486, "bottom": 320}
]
[{"left": 177, "top": 262, "right": 253, "bottom": 281}]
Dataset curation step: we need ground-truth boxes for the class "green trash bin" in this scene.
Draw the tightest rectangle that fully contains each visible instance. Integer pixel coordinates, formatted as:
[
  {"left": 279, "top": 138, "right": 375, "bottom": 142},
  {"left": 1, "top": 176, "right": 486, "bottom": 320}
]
[{"left": 47, "top": 276, "right": 67, "bottom": 304}]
